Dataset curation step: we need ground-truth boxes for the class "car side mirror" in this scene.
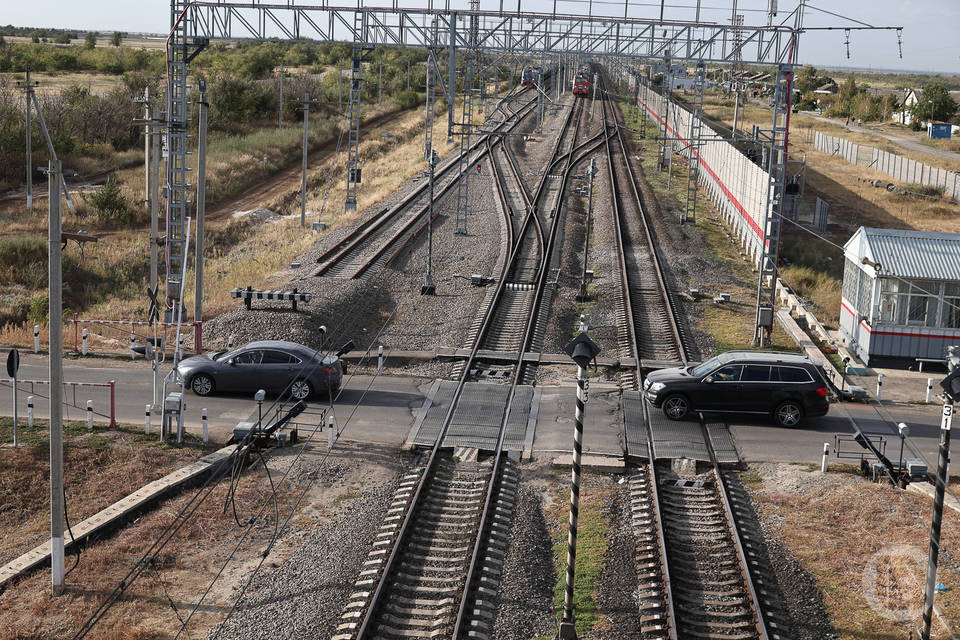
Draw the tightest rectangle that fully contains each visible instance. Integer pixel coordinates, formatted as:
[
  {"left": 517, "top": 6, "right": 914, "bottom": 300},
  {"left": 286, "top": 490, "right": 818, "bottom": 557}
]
[
  {"left": 702, "top": 375, "right": 714, "bottom": 384},
  {"left": 226, "top": 359, "right": 235, "bottom": 365}
]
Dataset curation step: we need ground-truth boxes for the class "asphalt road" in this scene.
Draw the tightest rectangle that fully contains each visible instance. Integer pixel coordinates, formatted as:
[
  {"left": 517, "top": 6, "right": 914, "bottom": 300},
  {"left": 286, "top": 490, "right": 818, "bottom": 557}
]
[
  {"left": 0, "top": 354, "right": 431, "bottom": 445},
  {"left": 0, "top": 354, "right": 948, "bottom": 471}
]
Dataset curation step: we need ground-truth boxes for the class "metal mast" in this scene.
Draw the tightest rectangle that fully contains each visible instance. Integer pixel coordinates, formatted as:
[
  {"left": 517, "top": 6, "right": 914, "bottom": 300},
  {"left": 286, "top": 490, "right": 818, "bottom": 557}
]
[
  {"left": 682, "top": 61, "right": 705, "bottom": 225},
  {"left": 344, "top": 11, "right": 369, "bottom": 212},
  {"left": 454, "top": 3, "right": 480, "bottom": 236},
  {"left": 166, "top": 1, "right": 189, "bottom": 316},
  {"left": 754, "top": 64, "right": 792, "bottom": 346}
]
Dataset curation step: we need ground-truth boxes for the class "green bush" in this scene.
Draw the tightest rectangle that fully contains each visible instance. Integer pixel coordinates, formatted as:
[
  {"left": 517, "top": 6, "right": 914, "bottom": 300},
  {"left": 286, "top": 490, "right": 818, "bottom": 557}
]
[
  {"left": 394, "top": 89, "right": 422, "bottom": 110},
  {"left": 84, "top": 176, "right": 131, "bottom": 224}
]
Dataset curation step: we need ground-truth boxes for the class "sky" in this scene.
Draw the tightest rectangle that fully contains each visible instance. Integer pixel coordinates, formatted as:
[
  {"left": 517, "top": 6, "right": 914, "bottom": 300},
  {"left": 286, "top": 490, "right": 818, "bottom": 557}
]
[{"left": 2, "top": 0, "right": 958, "bottom": 74}]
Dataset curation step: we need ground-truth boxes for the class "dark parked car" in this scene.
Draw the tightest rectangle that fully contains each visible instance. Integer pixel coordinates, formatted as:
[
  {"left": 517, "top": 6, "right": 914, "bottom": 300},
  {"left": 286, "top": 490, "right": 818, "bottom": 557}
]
[
  {"left": 177, "top": 340, "right": 342, "bottom": 400},
  {"left": 643, "top": 351, "right": 830, "bottom": 427}
]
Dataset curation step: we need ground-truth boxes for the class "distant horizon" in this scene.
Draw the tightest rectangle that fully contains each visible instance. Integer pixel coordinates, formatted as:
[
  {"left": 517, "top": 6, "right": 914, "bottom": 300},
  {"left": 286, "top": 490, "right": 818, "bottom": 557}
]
[{"left": 2, "top": 0, "right": 958, "bottom": 74}]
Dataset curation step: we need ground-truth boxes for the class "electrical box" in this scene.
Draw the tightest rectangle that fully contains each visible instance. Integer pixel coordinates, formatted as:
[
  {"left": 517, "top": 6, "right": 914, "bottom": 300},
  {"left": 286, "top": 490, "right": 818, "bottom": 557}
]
[
  {"left": 164, "top": 392, "right": 183, "bottom": 412},
  {"left": 905, "top": 458, "right": 927, "bottom": 479},
  {"left": 757, "top": 306, "right": 774, "bottom": 327}
]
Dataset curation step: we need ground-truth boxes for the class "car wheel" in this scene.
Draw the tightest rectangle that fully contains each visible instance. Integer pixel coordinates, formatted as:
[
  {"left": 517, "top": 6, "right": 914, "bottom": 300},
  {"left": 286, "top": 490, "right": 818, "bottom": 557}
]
[
  {"left": 191, "top": 373, "right": 215, "bottom": 397},
  {"left": 290, "top": 379, "right": 313, "bottom": 401},
  {"left": 662, "top": 394, "right": 690, "bottom": 421},
  {"left": 774, "top": 401, "right": 803, "bottom": 427}
]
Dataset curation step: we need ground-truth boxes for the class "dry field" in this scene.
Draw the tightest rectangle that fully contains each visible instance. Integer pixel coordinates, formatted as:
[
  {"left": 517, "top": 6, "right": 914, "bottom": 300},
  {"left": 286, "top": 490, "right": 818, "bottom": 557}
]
[
  {"left": 0, "top": 98, "right": 469, "bottom": 349},
  {"left": 746, "top": 463, "right": 960, "bottom": 639}
]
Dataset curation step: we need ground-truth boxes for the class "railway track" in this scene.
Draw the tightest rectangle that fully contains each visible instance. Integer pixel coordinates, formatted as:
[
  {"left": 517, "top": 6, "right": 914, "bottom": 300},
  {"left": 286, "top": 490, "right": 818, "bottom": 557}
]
[
  {"left": 332, "top": 82, "right": 585, "bottom": 640},
  {"left": 593, "top": 71, "right": 787, "bottom": 639},
  {"left": 599, "top": 76, "right": 688, "bottom": 392},
  {"left": 313, "top": 90, "right": 536, "bottom": 281}
]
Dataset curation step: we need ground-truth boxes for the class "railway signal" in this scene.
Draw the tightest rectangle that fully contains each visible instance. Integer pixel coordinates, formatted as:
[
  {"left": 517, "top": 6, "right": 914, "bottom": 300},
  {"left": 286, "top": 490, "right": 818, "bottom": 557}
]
[
  {"left": 921, "top": 346, "right": 960, "bottom": 640},
  {"left": 559, "top": 330, "right": 602, "bottom": 639}
]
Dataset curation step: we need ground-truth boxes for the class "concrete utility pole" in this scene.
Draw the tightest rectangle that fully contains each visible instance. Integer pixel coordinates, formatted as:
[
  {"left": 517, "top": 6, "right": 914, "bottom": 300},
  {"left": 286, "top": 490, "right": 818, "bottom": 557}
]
[
  {"left": 47, "top": 160, "right": 64, "bottom": 594},
  {"left": 378, "top": 55, "right": 383, "bottom": 107},
  {"left": 141, "top": 86, "right": 150, "bottom": 210},
  {"left": 150, "top": 121, "right": 160, "bottom": 292},
  {"left": 24, "top": 70, "right": 34, "bottom": 210},
  {"left": 195, "top": 80, "right": 208, "bottom": 323},
  {"left": 422, "top": 150, "right": 438, "bottom": 296},
  {"left": 278, "top": 59, "right": 284, "bottom": 128},
  {"left": 301, "top": 92, "right": 310, "bottom": 228}
]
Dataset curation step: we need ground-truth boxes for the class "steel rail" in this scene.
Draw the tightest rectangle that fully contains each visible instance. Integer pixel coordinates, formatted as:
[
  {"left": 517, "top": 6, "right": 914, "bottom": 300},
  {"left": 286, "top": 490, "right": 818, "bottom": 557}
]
[
  {"left": 602, "top": 75, "right": 688, "bottom": 367},
  {"left": 701, "top": 416, "right": 771, "bottom": 640},
  {"left": 354, "top": 85, "right": 574, "bottom": 640},
  {"left": 452, "top": 95, "right": 587, "bottom": 639},
  {"left": 313, "top": 88, "right": 535, "bottom": 278}
]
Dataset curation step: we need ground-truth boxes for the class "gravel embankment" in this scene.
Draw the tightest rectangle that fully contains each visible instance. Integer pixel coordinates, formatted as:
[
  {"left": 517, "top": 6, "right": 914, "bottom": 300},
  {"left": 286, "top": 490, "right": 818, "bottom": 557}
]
[
  {"left": 206, "top": 460, "right": 402, "bottom": 640},
  {"left": 491, "top": 467, "right": 558, "bottom": 639},
  {"left": 595, "top": 484, "right": 644, "bottom": 640}
]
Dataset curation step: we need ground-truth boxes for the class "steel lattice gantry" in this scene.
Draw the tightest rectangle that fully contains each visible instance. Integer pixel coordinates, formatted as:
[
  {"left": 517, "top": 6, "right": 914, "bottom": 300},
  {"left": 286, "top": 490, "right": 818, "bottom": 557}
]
[{"left": 163, "top": 1, "right": 802, "bottom": 310}]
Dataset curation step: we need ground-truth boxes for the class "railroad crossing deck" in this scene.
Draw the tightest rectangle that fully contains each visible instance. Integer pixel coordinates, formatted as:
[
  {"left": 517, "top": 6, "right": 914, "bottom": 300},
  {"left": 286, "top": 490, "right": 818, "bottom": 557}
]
[
  {"left": 624, "top": 393, "right": 740, "bottom": 463},
  {"left": 410, "top": 381, "right": 537, "bottom": 452}
]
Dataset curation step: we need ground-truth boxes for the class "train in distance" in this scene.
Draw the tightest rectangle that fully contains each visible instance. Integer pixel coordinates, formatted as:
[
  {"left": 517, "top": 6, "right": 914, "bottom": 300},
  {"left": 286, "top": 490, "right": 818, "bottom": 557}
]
[
  {"left": 572, "top": 70, "right": 591, "bottom": 96},
  {"left": 520, "top": 66, "right": 540, "bottom": 88}
]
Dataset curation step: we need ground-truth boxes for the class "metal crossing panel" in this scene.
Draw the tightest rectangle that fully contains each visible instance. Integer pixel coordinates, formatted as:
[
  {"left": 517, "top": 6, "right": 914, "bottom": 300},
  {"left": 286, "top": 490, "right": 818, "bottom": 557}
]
[
  {"left": 647, "top": 400, "right": 709, "bottom": 461},
  {"left": 705, "top": 421, "right": 740, "bottom": 464},
  {"left": 622, "top": 391, "right": 649, "bottom": 459},
  {"left": 412, "top": 381, "right": 534, "bottom": 451}
]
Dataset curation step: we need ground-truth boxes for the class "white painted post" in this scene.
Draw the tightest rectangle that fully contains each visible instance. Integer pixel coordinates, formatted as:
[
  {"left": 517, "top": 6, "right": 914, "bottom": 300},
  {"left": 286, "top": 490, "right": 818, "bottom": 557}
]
[
  {"left": 145, "top": 404, "right": 151, "bottom": 435},
  {"left": 130, "top": 330, "right": 136, "bottom": 360},
  {"left": 927, "top": 378, "right": 934, "bottom": 404},
  {"left": 378, "top": 345, "right": 384, "bottom": 374},
  {"left": 328, "top": 413, "right": 335, "bottom": 451},
  {"left": 177, "top": 334, "right": 184, "bottom": 360},
  {"left": 27, "top": 396, "right": 34, "bottom": 429},
  {"left": 33, "top": 325, "right": 39, "bottom": 353},
  {"left": 228, "top": 335, "right": 234, "bottom": 349},
  {"left": 821, "top": 442, "right": 830, "bottom": 473},
  {"left": 201, "top": 407, "right": 208, "bottom": 443},
  {"left": 86, "top": 400, "right": 93, "bottom": 431},
  {"left": 81, "top": 328, "right": 88, "bottom": 356},
  {"left": 876, "top": 373, "right": 884, "bottom": 400}
]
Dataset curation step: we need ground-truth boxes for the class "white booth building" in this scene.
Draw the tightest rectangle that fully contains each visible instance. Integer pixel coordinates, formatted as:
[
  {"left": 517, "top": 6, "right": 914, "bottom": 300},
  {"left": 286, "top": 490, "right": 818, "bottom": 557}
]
[{"left": 840, "top": 227, "right": 960, "bottom": 366}]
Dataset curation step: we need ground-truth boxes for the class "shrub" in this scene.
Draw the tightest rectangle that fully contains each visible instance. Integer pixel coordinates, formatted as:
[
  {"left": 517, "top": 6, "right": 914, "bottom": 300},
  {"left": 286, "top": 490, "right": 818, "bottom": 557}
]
[
  {"left": 84, "top": 176, "right": 131, "bottom": 224},
  {"left": 394, "top": 89, "right": 422, "bottom": 110}
]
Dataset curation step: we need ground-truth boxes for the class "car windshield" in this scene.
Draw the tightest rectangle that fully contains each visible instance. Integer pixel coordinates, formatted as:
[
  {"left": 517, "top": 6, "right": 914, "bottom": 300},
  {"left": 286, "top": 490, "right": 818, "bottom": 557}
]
[{"left": 690, "top": 357, "right": 721, "bottom": 377}]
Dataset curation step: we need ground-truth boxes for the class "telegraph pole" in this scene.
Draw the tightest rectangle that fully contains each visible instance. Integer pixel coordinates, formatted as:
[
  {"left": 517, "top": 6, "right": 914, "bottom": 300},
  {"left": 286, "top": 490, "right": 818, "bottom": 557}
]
[
  {"left": 301, "top": 92, "right": 310, "bottom": 228},
  {"left": 195, "top": 80, "right": 208, "bottom": 322},
  {"left": 47, "top": 159, "right": 64, "bottom": 594}
]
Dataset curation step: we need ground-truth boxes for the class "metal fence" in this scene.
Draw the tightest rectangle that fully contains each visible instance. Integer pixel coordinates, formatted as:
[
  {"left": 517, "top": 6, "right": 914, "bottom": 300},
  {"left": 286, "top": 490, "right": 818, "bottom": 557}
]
[{"left": 814, "top": 130, "right": 960, "bottom": 200}]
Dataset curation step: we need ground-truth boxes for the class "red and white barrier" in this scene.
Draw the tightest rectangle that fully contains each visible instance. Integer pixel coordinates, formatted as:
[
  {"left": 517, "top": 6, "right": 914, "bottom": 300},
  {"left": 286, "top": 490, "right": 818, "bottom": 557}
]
[{"left": 1, "top": 378, "right": 116, "bottom": 428}]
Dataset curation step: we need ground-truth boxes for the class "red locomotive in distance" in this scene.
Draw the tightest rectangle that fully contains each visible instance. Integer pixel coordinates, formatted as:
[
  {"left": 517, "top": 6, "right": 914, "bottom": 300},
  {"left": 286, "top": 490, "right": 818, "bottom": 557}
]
[{"left": 572, "top": 72, "right": 591, "bottom": 96}]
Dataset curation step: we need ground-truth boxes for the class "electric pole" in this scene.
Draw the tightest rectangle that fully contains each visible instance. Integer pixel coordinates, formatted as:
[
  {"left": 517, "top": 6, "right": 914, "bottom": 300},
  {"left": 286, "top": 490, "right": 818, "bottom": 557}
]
[
  {"left": 278, "top": 59, "right": 284, "bottom": 128},
  {"left": 195, "top": 80, "right": 208, "bottom": 323},
  {"left": 378, "top": 55, "right": 383, "bottom": 107},
  {"left": 47, "top": 159, "right": 64, "bottom": 594},
  {"left": 301, "top": 92, "right": 310, "bottom": 228}
]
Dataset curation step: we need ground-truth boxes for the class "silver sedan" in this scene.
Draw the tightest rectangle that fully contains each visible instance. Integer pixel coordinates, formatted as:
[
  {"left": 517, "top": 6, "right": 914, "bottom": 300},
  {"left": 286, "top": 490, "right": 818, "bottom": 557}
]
[{"left": 177, "top": 340, "right": 342, "bottom": 400}]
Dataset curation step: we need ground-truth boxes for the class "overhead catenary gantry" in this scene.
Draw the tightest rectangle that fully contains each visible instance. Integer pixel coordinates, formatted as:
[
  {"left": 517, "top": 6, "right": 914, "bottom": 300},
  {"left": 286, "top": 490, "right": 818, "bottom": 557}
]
[{"left": 162, "top": 1, "right": 897, "bottom": 340}]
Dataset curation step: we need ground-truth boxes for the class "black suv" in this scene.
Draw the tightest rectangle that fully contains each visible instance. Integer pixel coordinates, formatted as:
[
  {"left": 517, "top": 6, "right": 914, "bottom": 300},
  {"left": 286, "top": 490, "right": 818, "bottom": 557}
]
[{"left": 643, "top": 351, "right": 830, "bottom": 427}]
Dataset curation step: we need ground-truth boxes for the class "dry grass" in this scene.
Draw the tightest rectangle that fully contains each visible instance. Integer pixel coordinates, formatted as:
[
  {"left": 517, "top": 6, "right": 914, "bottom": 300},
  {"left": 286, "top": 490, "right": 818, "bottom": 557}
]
[
  {"left": 0, "top": 72, "right": 127, "bottom": 96},
  {"left": 749, "top": 471, "right": 960, "bottom": 639},
  {"left": 0, "top": 417, "right": 296, "bottom": 639},
  {"left": 0, "top": 98, "right": 470, "bottom": 347}
]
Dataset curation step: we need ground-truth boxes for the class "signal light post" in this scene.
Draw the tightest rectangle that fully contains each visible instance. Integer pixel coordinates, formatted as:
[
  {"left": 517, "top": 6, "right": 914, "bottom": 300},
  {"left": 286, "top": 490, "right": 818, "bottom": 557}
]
[{"left": 920, "top": 345, "right": 960, "bottom": 640}]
